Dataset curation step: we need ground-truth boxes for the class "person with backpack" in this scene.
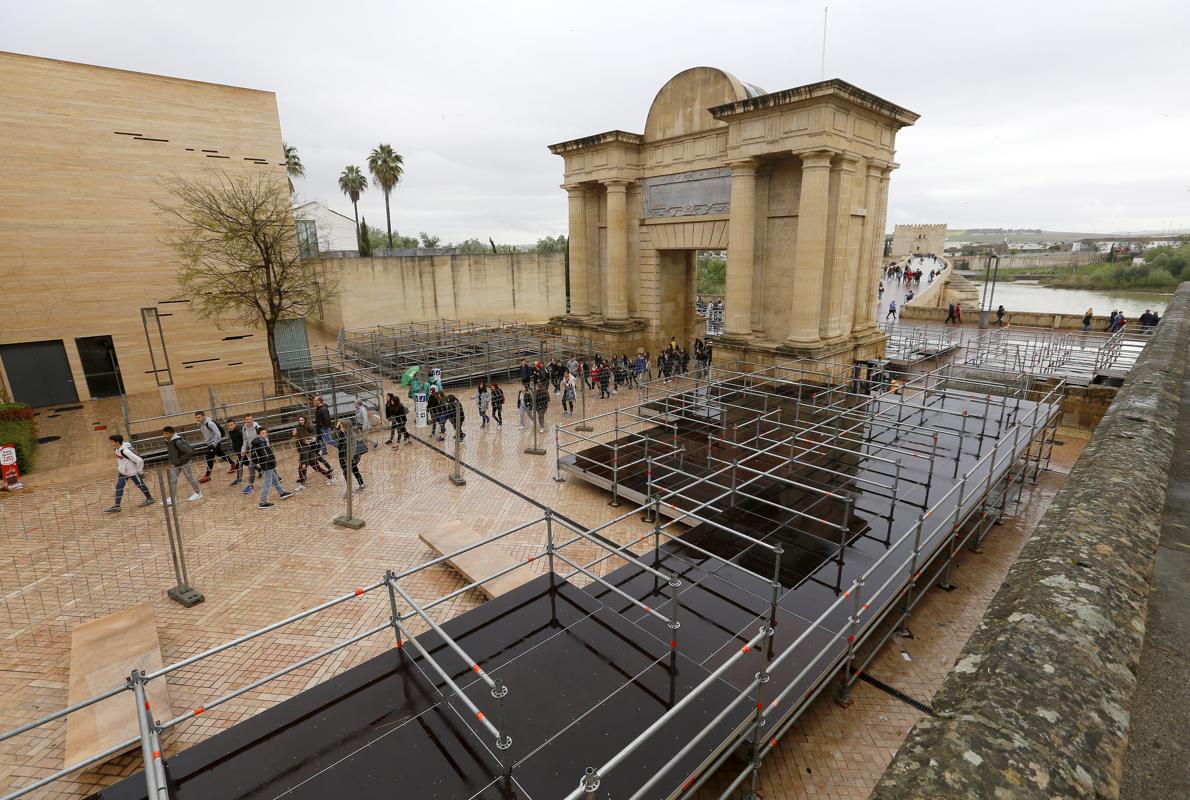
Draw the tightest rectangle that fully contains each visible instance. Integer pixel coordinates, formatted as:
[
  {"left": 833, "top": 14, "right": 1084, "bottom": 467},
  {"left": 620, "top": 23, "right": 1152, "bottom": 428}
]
[
  {"left": 443, "top": 393, "right": 466, "bottom": 441},
  {"left": 354, "top": 399, "right": 378, "bottom": 449},
  {"left": 490, "top": 382, "right": 505, "bottom": 429},
  {"left": 250, "top": 427, "right": 291, "bottom": 509},
  {"left": 195, "top": 411, "right": 234, "bottom": 483},
  {"left": 561, "top": 370, "right": 576, "bottom": 416},
  {"left": 162, "top": 426, "right": 202, "bottom": 504},
  {"left": 103, "top": 434, "right": 155, "bottom": 512},
  {"left": 333, "top": 419, "right": 366, "bottom": 494},
  {"left": 886, "top": 300, "right": 898, "bottom": 320}
]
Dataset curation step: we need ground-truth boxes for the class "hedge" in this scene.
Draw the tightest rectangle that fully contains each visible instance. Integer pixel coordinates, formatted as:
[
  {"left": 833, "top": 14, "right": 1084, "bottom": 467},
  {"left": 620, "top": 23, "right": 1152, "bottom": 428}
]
[{"left": 0, "top": 402, "right": 37, "bottom": 474}]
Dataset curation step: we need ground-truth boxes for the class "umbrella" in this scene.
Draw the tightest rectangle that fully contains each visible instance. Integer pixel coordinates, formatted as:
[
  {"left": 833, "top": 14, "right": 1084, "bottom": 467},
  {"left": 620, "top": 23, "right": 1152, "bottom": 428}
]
[{"left": 399, "top": 365, "right": 422, "bottom": 386}]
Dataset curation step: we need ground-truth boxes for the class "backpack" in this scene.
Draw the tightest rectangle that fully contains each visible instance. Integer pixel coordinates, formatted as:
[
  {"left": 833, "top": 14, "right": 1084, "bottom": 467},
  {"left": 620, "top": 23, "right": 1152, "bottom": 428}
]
[{"left": 205, "top": 418, "right": 225, "bottom": 438}]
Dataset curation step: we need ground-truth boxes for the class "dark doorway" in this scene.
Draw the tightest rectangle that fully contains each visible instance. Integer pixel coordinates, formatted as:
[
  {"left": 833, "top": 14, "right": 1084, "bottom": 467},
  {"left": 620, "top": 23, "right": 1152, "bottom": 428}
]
[
  {"left": 76, "top": 335, "right": 126, "bottom": 398},
  {"left": 0, "top": 340, "right": 79, "bottom": 408}
]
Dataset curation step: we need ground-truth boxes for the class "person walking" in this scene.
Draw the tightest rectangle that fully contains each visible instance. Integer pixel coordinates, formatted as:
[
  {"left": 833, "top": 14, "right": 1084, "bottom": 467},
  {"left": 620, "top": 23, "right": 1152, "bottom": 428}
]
[
  {"left": 427, "top": 387, "right": 445, "bottom": 439},
  {"left": 103, "top": 434, "right": 155, "bottom": 512},
  {"left": 561, "top": 370, "right": 576, "bottom": 416},
  {"left": 295, "top": 415, "right": 333, "bottom": 485},
  {"left": 195, "top": 411, "right": 234, "bottom": 483},
  {"left": 250, "top": 427, "right": 291, "bottom": 509},
  {"left": 490, "top": 382, "right": 504, "bottom": 429},
  {"left": 944, "top": 303, "right": 956, "bottom": 325},
  {"left": 533, "top": 379, "right": 550, "bottom": 434},
  {"left": 995, "top": 305, "right": 1005, "bottom": 327},
  {"left": 390, "top": 396, "right": 410, "bottom": 447},
  {"left": 954, "top": 302, "right": 963, "bottom": 325},
  {"left": 313, "top": 395, "right": 333, "bottom": 456},
  {"left": 354, "top": 399, "right": 378, "bottom": 449},
  {"left": 235, "top": 414, "right": 262, "bottom": 492},
  {"left": 162, "top": 426, "right": 202, "bottom": 505},
  {"left": 517, "top": 386, "right": 529, "bottom": 430},
  {"left": 886, "top": 300, "right": 897, "bottom": 321},
  {"left": 1082, "top": 308, "right": 1093, "bottom": 332},
  {"left": 597, "top": 361, "right": 611, "bottom": 398},
  {"left": 384, "top": 393, "right": 401, "bottom": 445},
  {"left": 519, "top": 359, "right": 533, "bottom": 389},
  {"left": 443, "top": 393, "right": 466, "bottom": 441},
  {"left": 476, "top": 381, "right": 491, "bottom": 429},
  {"left": 226, "top": 419, "right": 244, "bottom": 484},
  {"left": 333, "top": 419, "right": 366, "bottom": 494}
]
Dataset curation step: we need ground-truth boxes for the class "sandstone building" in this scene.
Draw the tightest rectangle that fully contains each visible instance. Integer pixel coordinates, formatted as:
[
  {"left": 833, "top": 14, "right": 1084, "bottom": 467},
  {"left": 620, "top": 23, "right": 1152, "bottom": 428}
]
[
  {"left": 0, "top": 52, "right": 287, "bottom": 407},
  {"left": 550, "top": 67, "right": 918, "bottom": 363}
]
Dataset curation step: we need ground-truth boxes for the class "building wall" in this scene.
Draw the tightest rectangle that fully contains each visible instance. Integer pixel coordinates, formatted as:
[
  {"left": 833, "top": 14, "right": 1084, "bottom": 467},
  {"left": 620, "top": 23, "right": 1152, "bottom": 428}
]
[
  {"left": 891, "top": 223, "right": 947, "bottom": 256},
  {"left": 294, "top": 200, "right": 359, "bottom": 255},
  {"left": 316, "top": 253, "right": 566, "bottom": 331},
  {"left": 0, "top": 52, "right": 285, "bottom": 403}
]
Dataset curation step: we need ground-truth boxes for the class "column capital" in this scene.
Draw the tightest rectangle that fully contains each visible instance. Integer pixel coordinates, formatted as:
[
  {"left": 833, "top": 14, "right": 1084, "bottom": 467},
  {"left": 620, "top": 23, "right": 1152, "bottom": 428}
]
[
  {"left": 795, "top": 148, "right": 840, "bottom": 170},
  {"left": 726, "top": 157, "right": 759, "bottom": 175},
  {"left": 602, "top": 178, "right": 631, "bottom": 192},
  {"left": 561, "top": 182, "right": 588, "bottom": 194},
  {"left": 834, "top": 153, "right": 862, "bottom": 172}
]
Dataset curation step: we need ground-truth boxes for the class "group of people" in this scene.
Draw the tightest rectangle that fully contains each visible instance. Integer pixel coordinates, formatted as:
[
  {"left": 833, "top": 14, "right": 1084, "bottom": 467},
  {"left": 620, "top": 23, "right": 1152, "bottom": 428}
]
[
  {"left": 104, "top": 398, "right": 383, "bottom": 513},
  {"left": 943, "top": 302, "right": 965, "bottom": 325}
]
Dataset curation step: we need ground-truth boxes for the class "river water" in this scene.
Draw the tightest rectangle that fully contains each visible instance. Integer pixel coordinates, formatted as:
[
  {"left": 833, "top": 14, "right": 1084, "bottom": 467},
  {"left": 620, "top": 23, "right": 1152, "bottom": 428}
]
[{"left": 966, "top": 278, "right": 1173, "bottom": 318}]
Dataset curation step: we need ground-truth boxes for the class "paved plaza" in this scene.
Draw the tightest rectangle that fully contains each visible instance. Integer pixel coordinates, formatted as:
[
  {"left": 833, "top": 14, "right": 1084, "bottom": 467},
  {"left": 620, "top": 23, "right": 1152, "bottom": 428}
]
[{"left": 0, "top": 375, "right": 1084, "bottom": 799}]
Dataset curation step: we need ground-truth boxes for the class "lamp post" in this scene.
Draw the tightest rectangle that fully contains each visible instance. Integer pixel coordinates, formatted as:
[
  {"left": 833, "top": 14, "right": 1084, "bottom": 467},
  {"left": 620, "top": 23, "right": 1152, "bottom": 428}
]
[{"left": 979, "top": 252, "right": 1001, "bottom": 329}]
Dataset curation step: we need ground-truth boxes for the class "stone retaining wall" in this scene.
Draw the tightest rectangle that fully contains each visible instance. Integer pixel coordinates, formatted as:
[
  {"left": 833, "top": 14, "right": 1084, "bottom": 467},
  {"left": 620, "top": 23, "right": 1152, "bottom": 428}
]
[{"left": 872, "top": 282, "right": 1190, "bottom": 799}]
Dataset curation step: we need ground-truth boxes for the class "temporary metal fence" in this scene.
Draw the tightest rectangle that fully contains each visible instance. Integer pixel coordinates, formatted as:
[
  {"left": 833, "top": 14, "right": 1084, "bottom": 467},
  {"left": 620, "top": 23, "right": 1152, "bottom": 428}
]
[
  {"left": 959, "top": 323, "right": 1150, "bottom": 384},
  {"left": 878, "top": 320, "right": 966, "bottom": 364}
]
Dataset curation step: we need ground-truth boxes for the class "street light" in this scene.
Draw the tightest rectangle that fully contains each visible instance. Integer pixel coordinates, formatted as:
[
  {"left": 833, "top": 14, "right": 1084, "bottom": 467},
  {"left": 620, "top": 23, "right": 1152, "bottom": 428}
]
[{"left": 978, "top": 251, "right": 1001, "bottom": 329}]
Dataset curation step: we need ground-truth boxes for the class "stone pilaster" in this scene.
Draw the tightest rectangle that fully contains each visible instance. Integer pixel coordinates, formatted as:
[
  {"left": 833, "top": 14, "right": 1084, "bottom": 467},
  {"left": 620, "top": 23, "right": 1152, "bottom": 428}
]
[
  {"left": 564, "top": 183, "right": 590, "bottom": 318},
  {"left": 724, "top": 159, "right": 759, "bottom": 339},
  {"left": 820, "top": 154, "right": 860, "bottom": 341},
  {"left": 786, "top": 149, "right": 835, "bottom": 349},
  {"left": 603, "top": 179, "right": 630, "bottom": 322},
  {"left": 856, "top": 164, "right": 894, "bottom": 332}
]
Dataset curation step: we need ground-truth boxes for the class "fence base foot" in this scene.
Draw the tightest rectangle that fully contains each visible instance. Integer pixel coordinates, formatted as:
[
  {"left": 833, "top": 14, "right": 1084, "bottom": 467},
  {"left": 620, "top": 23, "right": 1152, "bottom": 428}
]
[
  {"left": 553, "top": 475, "right": 566, "bottom": 483},
  {"left": 333, "top": 515, "right": 366, "bottom": 529},
  {"left": 449, "top": 474, "right": 468, "bottom": 486},
  {"left": 608, "top": 498, "right": 621, "bottom": 508},
  {"left": 894, "top": 625, "right": 914, "bottom": 640},
  {"left": 575, "top": 424, "right": 593, "bottom": 433},
  {"left": 937, "top": 581, "right": 957, "bottom": 592},
  {"left": 524, "top": 447, "right": 546, "bottom": 456},
  {"left": 834, "top": 690, "right": 854, "bottom": 709},
  {"left": 168, "top": 585, "right": 205, "bottom": 608}
]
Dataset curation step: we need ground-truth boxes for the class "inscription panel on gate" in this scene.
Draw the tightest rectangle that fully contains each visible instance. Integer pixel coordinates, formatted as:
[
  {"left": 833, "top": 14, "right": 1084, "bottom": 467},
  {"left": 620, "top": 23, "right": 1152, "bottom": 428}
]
[{"left": 642, "top": 167, "right": 730, "bottom": 218}]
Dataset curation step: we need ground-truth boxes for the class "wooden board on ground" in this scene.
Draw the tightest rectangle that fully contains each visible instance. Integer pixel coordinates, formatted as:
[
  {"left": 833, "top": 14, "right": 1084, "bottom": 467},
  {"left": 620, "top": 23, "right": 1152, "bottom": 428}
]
[
  {"left": 64, "top": 603, "right": 173, "bottom": 767},
  {"left": 419, "top": 520, "right": 536, "bottom": 600}
]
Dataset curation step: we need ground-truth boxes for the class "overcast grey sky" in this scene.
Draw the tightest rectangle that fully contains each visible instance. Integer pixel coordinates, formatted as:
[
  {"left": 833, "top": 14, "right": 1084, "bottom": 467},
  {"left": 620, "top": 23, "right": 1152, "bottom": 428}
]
[{"left": 5, "top": 0, "right": 1188, "bottom": 241}]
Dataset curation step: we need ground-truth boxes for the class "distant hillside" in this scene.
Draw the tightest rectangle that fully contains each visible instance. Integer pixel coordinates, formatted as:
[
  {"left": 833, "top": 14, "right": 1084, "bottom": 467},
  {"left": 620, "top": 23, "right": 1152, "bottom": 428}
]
[{"left": 947, "top": 229, "right": 1107, "bottom": 243}]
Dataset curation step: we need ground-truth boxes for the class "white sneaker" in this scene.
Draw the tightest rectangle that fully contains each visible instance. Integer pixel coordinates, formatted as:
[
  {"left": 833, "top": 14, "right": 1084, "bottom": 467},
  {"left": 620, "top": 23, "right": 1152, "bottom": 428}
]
[
  {"left": 188, "top": 492, "right": 202, "bottom": 502},
  {"left": 326, "top": 478, "right": 336, "bottom": 486}
]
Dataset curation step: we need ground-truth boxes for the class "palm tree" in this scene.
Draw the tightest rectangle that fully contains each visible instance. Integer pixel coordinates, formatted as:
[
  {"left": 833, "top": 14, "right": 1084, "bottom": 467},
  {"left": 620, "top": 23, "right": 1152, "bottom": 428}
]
[
  {"left": 367, "top": 144, "right": 405, "bottom": 248},
  {"left": 282, "top": 141, "right": 305, "bottom": 193},
  {"left": 338, "top": 165, "right": 368, "bottom": 251}
]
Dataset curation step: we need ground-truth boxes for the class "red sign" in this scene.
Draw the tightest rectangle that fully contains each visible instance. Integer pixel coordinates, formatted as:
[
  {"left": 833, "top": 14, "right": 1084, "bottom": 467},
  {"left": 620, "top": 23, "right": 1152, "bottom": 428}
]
[{"left": 0, "top": 443, "right": 22, "bottom": 490}]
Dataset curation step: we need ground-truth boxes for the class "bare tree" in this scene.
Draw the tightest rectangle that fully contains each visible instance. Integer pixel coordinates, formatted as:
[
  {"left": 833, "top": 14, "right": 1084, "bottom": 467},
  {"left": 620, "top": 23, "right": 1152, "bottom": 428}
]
[{"left": 157, "top": 169, "right": 336, "bottom": 390}]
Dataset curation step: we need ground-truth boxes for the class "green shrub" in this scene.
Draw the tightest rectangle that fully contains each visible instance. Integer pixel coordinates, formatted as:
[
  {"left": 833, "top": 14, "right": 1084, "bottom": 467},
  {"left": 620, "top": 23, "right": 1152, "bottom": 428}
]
[
  {"left": 0, "top": 402, "right": 35, "bottom": 424},
  {"left": 0, "top": 418, "right": 37, "bottom": 474}
]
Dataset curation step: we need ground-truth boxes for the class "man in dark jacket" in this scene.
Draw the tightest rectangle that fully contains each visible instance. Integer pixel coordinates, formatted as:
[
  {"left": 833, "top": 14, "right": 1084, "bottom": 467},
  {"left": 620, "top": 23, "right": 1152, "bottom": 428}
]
[
  {"left": 443, "top": 393, "right": 466, "bottom": 441},
  {"left": 249, "top": 427, "right": 290, "bottom": 508},
  {"left": 162, "top": 426, "right": 202, "bottom": 504},
  {"left": 313, "top": 395, "right": 333, "bottom": 456}
]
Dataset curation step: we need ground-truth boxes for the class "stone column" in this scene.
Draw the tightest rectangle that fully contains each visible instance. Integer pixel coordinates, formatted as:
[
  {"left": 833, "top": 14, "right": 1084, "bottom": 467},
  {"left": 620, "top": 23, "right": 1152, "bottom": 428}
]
[
  {"left": 786, "top": 150, "right": 835, "bottom": 349},
  {"left": 724, "top": 159, "right": 759, "bottom": 339},
  {"left": 851, "top": 163, "right": 884, "bottom": 331},
  {"left": 603, "top": 179, "right": 630, "bottom": 322},
  {"left": 857, "top": 165, "right": 894, "bottom": 330},
  {"left": 564, "top": 183, "right": 590, "bottom": 317},
  {"left": 821, "top": 155, "right": 860, "bottom": 341}
]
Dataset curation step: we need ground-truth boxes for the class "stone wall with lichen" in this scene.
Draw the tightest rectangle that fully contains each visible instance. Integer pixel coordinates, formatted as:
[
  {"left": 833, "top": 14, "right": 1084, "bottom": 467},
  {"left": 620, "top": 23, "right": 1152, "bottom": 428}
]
[{"left": 871, "top": 282, "right": 1190, "bottom": 799}]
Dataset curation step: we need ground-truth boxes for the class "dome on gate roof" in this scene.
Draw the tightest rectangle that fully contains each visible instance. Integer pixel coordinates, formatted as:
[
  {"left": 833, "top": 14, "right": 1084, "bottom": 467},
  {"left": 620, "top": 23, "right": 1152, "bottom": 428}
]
[{"left": 643, "top": 67, "right": 766, "bottom": 142}]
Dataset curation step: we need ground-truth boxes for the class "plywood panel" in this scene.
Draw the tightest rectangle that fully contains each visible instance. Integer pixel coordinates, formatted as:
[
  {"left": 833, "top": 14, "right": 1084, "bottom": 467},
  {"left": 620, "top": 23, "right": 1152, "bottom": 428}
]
[{"left": 419, "top": 521, "right": 535, "bottom": 600}]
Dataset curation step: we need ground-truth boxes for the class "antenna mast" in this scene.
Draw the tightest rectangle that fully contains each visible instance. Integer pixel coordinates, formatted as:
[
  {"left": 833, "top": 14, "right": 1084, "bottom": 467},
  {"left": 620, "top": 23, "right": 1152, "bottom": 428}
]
[{"left": 820, "top": 6, "right": 829, "bottom": 80}]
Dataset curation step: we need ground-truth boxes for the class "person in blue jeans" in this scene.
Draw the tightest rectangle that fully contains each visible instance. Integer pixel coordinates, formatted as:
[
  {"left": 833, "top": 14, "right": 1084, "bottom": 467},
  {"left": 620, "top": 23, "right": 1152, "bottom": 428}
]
[
  {"left": 249, "top": 428, "right": 291, "bottom": 508},
  {"left": 103, "top": 434, "right": 155, "bottom": 512},
  {"left": 313, "top": 395, "right": 333, "bottom": 456}
]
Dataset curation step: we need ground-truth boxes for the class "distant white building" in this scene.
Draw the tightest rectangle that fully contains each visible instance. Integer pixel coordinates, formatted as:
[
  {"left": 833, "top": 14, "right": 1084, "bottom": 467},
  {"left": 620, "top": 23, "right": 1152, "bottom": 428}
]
[{"left": 293, "top": 200, "right": 358, "bottom": 257}]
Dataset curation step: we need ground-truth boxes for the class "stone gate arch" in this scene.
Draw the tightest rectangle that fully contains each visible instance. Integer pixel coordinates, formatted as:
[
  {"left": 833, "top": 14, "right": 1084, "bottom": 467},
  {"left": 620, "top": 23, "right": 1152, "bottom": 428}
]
[{"left": 549, "top": 66, "right": 919, "bottom": 364}]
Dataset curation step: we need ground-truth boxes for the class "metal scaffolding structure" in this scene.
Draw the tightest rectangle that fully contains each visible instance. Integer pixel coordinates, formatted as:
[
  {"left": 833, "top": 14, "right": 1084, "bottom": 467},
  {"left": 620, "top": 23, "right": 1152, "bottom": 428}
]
[
  {"left": 958, "top": 324, "right": 1149, "bottom": 384},
  {"left": 339, "top": 319, "right": 595, "bottom": 386},
  {"left": 1, "top": 349, "right": 1066, "bottom": 800}
]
